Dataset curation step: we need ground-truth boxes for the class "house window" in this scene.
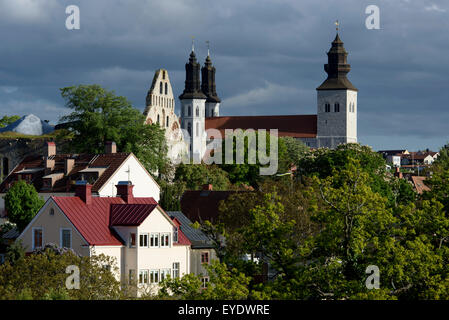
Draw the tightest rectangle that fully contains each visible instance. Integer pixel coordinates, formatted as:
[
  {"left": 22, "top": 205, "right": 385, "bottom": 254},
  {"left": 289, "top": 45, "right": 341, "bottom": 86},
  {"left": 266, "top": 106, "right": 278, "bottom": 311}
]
[
  {"left": 139, "top": 270, "right": 149, "bottom": 284},
  {"left": 160, "top": 233, "right": 170, "bottom": 248},
  {"left": 160, "top": 269, "right": 171, "bottom": 281},
  {"left": 334, "top": 103, "right": 340, "bottom": 112},
  {"left": 173, "top": 227, "right": 178, "bottom": 243},
  {"left": 60, "top": 229, "right": 72, "bottom": 248},
  {"left": 173, "top": 262, "right": 180, "bottom": 278},
  {"left": 139, "top": 233, "right": 149, "bottom": 247},
  {"left": 150, "top": 233, "right": 159, "bottom": 247},
  {"left": 201, "top": 251, "right": 209, "bottom": 264},
  {"left": 150, "top": 270, "right": 159, "bottom": 283},
  {"left": 129, "top": 233, "right": 136, "bottom": 248},
  {"left": 32, "top": 228, "right": 43, "bottom": 250},
  {"left": 201, "top": 276, "right": 209, "bottom": 289},
  {"left": 129, "top": 269, "right": 136, "bottom": 284},
  {"left": 325, "top": 103, "right": 330, "bottom": 113},
  {"left": 50, "top": 208, "right": 54, "bottom": 216}
]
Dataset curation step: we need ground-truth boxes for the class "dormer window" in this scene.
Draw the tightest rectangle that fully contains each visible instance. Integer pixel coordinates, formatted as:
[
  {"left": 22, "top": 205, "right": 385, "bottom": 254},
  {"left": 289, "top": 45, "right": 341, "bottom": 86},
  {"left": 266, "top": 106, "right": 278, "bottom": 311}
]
[{"left": 173, "top": 226, "right": 178, "bottom": 243}]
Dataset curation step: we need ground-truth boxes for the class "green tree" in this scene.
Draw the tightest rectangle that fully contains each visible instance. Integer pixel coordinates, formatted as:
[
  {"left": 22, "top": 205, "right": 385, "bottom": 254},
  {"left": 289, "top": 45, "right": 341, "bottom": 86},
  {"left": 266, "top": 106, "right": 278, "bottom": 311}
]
[
  {"left": 0, "top": 115, "right": 20, "bottom": 128},
  {"left": 0, "top": 244, "right": 121, "bottom": 300},
  {"left": 174, "top": 163, "right": 230, "bottom": 190},
  {"left": 280, "top": 136, "right": 309, "bottom": 168},
  {"left": 59, "top": 85, "right": 168, "bottom": 174},
  {"left": 3, "top": 180, "right": 45, "bottom": 232},
  {"left": 157, "top": 260, "right": 251, "bottom": 300},
  {"left": 159, "top": 180, "right": 186, "bottom": 211}
]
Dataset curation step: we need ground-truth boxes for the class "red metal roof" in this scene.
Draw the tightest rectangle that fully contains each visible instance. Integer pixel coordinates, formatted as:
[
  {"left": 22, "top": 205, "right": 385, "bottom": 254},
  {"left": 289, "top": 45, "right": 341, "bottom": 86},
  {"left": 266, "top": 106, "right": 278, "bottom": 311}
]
[
  {"left": 53, "top": 196, "right": 191, "bottom": 247},
  {"left": 205, "top": 115, "right": 317, "bottom": 139},
  {"left": 110, "top": 203, "right": 158, "bottom": 226},
  {"left": 53, "top": 196, "right": 158, "bottom": 246}
]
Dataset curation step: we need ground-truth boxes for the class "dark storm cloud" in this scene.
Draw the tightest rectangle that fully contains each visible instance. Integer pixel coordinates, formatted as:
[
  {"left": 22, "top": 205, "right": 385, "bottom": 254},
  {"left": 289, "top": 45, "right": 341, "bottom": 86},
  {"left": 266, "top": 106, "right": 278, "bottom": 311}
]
[{"left": 0, "top": 0, "right": 448, "bottom": 151}]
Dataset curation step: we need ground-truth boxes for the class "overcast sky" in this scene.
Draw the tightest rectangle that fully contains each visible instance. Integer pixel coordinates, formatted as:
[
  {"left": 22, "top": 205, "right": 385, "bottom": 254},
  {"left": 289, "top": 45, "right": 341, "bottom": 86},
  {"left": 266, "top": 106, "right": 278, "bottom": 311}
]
[{"left": 0, "top": 0, "right": 448, "bottom": 151}]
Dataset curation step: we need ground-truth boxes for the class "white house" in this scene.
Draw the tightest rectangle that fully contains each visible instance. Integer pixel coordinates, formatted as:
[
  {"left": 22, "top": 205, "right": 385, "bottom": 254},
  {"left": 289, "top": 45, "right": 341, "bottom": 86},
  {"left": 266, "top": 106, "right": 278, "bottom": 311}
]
[{"left": 16, "top": 181, "right": 190, "bottom": 296}]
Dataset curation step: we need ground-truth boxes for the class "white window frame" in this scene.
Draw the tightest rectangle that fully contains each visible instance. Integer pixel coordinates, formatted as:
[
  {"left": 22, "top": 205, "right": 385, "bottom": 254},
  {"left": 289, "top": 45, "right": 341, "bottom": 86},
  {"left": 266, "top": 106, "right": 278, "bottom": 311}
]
[
  {"left": 60, "top": 228, "right": 72, "bottom": 249},
  {"left": 150, "top": 269, "right": 160, "bottom": 283},
  {"left": 32, "top": 227, "right": 43, "bottom": 250},
  {"left": 173, "top": 227, "right": 178, "bottom": 243},
  {"left": 129, "top": 269, "right": 136, "bottom": 284},
  {"left": 129, "top": 233, "right": 136, "bottom": 248},
  {"left": 201, "top": 251, "right": 210, "bottom": 264},
  {"left": 139, "top": 269, "right": 149, "bottom": 284},
  {"left": 160, "top": 268, "right": 171, "bottom": 282},
  {"left": 139, "top": 233, "right": 149, "bottom": 248},
  {"left": 172, "top": 262, "right": 180, "bottom": 278},
  {"left": 150, "top": 233, "right": 159, "bottom": 248},
  {"left": 160, "top": 233, "right": 171, "bottom": 248},
  {"left": 201, "top": 276, "right": 209, "bottom": 289}
]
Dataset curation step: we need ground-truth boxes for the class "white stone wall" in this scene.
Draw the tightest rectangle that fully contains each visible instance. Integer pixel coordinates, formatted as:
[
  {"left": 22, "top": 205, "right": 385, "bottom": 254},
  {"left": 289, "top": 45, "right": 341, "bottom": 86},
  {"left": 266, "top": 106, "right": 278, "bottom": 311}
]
[
  {"left": 180, "top": 98, "right": 207, "bottom": 162},
  {"left": 316, "top": 89, "right": 358, "bottom": 148},
  {"left": 205, "top": 102, "right": 220, "bottom": 117},
  {"left": 143, "top": 69, "right": 186, "bottom": 163}
]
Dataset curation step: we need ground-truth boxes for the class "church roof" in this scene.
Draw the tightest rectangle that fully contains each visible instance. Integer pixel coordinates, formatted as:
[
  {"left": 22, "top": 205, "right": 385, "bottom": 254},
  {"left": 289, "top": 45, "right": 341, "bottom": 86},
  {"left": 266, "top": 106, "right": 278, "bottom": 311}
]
[
  {"left": 205, "top": 115, "right": 317, "bottom": 139},
  {"left": 317, "top": 33, "right": 358, "bottom": 91}
]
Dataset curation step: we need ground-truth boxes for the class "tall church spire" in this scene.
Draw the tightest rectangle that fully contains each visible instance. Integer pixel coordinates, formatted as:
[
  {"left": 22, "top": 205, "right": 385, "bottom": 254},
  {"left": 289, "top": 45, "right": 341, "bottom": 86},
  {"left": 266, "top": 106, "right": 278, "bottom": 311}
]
[
  {"left": 317, "top": 30, "right": 357, "bottom": 91},
  {"left": 179, "top": 48, "right": 207, "bottom": 100},
  {"left": 201, "top": 51, "right": 221, "bottom": 103}
]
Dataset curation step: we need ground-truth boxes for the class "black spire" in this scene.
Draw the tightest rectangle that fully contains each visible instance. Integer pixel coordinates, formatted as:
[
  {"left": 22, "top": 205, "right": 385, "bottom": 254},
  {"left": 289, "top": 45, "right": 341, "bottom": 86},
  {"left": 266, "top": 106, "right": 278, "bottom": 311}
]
[
  {"left": 179, "top": 50, "right": 207, "bottom": 100},
  {"left": 201, "top": 54, "right": 221, "bottom": 103},
  {"left": 317, "top": 32, "right": 358, "bottom": 91}
]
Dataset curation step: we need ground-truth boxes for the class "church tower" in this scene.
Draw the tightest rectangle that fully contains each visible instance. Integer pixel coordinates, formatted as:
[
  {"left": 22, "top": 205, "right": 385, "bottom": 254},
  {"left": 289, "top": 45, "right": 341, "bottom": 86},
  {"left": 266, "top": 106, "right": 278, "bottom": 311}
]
[
  {"left": 179, "top": 47, "right": 207, "bottom": 162},
  {"left": 316, "top": 30, "right": 358, "bottom": 148},
  {"left": 201, "top": 52, "right": 221, "bottom": 117}
]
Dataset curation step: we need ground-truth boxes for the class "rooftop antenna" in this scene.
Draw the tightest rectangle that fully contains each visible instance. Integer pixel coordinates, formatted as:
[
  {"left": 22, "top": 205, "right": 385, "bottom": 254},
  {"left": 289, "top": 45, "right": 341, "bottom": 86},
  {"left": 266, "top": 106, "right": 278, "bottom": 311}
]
[
  {"left": 206, "top": 40, "right": 210, "bottom": 56},
  {"left": 191, "top": 36, "right": 195, "bottom": 52},
  {"left": 335, "top": 20, "right": 340, "bottom": 33},
  {"left": 125, "top": 165, "right": 131, "bottom": 182}
]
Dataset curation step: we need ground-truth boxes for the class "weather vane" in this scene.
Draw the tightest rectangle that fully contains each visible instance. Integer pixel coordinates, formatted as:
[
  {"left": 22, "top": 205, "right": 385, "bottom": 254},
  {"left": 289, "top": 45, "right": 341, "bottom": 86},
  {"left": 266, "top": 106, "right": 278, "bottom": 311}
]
[
  {"left": 191, "top": 36, "right": 195, "bottom": 52},
  {"left": 335, "top": 20, "right": 340, "bottom": 32},
  {"left": 206, "top": 40, "right": 210, "bottom": 56}
]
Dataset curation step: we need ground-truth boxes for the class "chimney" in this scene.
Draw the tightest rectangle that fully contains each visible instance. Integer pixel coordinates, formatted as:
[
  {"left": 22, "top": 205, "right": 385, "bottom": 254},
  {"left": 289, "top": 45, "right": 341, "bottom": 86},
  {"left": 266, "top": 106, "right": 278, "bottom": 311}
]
[
  {"left": 46, "top": 141, "right": 56, "bottom": 157},
  {"left": 105, "top": 141, "right": 117, "bottom": 154},
  {"left": 65, "top": 158, "right": 75, "bottom": 175},
  {"left": 116, "top": 181, "right": 134, "bottom": 203},
  {"left": 202, "top": 184, "right": 213, "bottom": 191},
  {"left": 394, "top": 167, "right": 403, "bottom": 179},
  {"left": 75, "top": 181, "right": 92, "bottom": 205}
]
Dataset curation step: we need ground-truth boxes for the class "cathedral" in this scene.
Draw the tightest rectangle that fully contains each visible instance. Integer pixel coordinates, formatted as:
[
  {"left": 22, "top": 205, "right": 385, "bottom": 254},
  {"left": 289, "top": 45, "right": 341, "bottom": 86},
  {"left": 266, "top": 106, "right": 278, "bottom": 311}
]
[{"left": 144, "top": 30, "right": 358, "bottom": 162}]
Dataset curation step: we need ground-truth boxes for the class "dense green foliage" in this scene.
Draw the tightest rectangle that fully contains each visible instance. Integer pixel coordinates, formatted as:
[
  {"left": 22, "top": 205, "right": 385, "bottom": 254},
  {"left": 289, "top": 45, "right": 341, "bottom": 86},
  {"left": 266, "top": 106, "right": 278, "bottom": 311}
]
[
  {"left": 3, "top": 180, "right": 45, "bottom": 232},
  {"left": 174, "top": 163, "right": 231, "bottom": 191},
  {"left": 0, "top": 244, "right": 121, "bottom": 300},
  {"left": 59, "top": 85, "right": 168, "bottom": 174}
]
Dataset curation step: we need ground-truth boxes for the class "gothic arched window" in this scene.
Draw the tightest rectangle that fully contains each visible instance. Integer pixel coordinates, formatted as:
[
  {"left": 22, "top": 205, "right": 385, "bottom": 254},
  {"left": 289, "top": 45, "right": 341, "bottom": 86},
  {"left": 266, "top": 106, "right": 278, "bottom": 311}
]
[
  {"left": 334, "top": 103, "right": 340, "bottom": 112},
  {"left": 188, "top": 106, "right": 191, "bottom": 117},
  {"left": 166, "top": 116, "right": 169, "bottom": 127},
  {"left": 157, "top": 114, "right": 160, "bottom": 124},
  {"left": 187, "top": 122, "right": 192, "bottom": 136},
  {"left": 196, "top": 123, "right": 199, "bottom": 137},
  {"left": 196, "top": 107, "right": 199, "bottom": 117},
  {"left": 160, "top": 82, "right": 163, "bottom": 94},
  {"left": 325, "top": 103, "right": 330, "bottom": 113},
  {"left": 165, "top": 83, "right": 168, "bottom": 95}
]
